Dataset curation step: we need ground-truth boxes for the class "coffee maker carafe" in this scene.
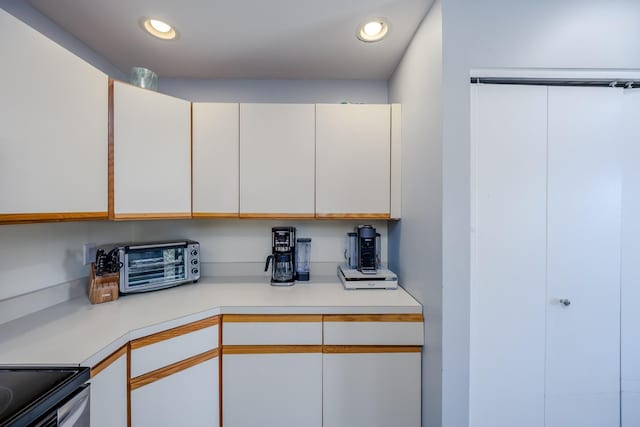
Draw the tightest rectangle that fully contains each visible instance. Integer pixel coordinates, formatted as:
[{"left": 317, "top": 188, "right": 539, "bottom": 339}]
[{"left": 264, "top": 227, "right": 296, "bottom": 286}]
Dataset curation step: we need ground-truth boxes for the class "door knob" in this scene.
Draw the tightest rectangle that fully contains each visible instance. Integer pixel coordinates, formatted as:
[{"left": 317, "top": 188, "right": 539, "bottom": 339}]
[{"left": 559, "top": 299, "right": 571, "bottom": 307}]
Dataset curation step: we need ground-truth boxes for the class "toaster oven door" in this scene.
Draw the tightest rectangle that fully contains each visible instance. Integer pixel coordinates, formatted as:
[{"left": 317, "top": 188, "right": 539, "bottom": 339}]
[{"left": 122, "top": 243, "right": 188, "bottom": 292}]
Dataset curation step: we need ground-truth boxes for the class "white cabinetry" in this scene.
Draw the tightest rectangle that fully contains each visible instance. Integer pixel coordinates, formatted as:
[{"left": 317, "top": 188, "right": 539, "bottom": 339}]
[
  {"left": 315, "top": 104, "right": 391, "bottom": 218},
  {"left": 222, "top": 315, "right": 322, "bottom": 427},
  {"left": 90, "top": 346, "right": 128, "bottom": 427},
  {"left": 129, "top": 317, "right": 219, "bottom": 427},
  {"left": 0, "top": 9, "right": 108, "bottom": 222},
  {"left": 111, "top": 81, "right": 191, "bottom": 220},
  {"left": 239, "top": 104, "right": 315, "bottom": 218},
  {"left": 192, "top": 103, "right": 239, "bottom": 217},
  {"left": 322, "top": 314, "right": 423, "bottom": 427},
  {"left": 323, "top": 350, "right": 421, "bottom": 427},
  {"left": 131, "top": 357, "right": 218, "bottom": 427},
  {"left": 470, "top": 83, "right": 623, "bottom": 427}
]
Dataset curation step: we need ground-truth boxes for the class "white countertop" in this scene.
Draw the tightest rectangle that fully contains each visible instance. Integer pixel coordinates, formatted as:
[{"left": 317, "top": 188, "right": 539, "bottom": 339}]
[{"left": 0, "top": 276, "right": 421, "bottom": 367}]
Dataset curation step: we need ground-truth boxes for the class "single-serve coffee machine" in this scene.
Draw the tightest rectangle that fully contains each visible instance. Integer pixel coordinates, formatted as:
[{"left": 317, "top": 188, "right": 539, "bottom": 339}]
[
  {"left": 339, "top": 225, "right": 398, "bottom": 289},
  {"left": 264, "top": 227, "right": 296, "bottom": 286},
  {"left": 345, "top": 225, "right": 381, "bottom": 273}
]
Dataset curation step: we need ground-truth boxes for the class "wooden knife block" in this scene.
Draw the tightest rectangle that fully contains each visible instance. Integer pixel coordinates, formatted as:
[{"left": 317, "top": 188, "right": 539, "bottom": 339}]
[{"left": 88, "top": 262, "right": 120, "bottom": 304}]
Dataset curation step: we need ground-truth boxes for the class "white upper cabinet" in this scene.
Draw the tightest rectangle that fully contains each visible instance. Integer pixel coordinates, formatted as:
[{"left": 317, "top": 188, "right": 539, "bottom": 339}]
[
  {"left": 192, "top": 103, "right": 239, "bottom": 217},
  {"left": 111, "top": 81, "right": 191, "bottom": 219},
  {"left": 0, "top": 9, "right": 108, "bottom": 222},
  {"left": 239, "top": 104, "right": 315, "bottom": 217},
  {"left": 315, "top": 104, "right": 391, "bottom": 218}
]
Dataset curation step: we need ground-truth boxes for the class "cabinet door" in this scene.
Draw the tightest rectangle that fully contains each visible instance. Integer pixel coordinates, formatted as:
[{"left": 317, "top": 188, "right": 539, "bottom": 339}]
[
  {"left": 111, "top": 81, "right": 191, "bottom": 219},
  {"left": 316, "top": 104, "right": 391, "bottom": 218},
  {"left": 0, "top": 9, "right": 107, "bottom": 222},
  {"left": 223, "top": 351, "right": 322, "bottom": 427},
  {"left": 192, "top": 103, "right": 239, "bottom": 217},
  {"left": 469, "top": 84, "right": 548, "bottom": 427},
  {"left": 91, "top": 347, "right": 127, "bottom": 427},
  {"left": 222, "top": 315, "right": 322, "bottom": 427},
  {"left": 323, "top": 350, "right": 421, "bottom": 427},
  {"left": 131, "top": 357, "right": 219, "bottom": 427},
  {"left": 239, "top": 104, "right": 315, "bottom": 217},
  {"left": 545, "top": 86, "right": 622, "bottom": 427}
]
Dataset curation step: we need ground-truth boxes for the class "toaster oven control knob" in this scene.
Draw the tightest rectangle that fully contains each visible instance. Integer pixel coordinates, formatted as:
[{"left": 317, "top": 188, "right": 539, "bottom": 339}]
[
  {"left": 192, "top": 268, "right": 199, "bottom": 275},
  {"left": 191, "top": 259, "right": 199, "bottom": 265},
  {"left": 191, "top": 249, "right": 198, "bottom": 256}
]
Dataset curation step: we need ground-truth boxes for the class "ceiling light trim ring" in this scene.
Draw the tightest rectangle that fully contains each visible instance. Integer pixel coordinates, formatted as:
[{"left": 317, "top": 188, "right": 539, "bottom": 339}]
[
  {"left": 357, "top": 18, "right": 389, "bottom": 43},
  {"left": 142, "top": 18, "right": 177, "bottom": 40}
]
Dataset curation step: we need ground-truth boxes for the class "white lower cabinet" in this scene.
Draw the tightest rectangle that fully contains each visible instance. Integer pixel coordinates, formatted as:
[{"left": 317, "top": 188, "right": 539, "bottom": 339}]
[
  {"left": 131, "top": 357, "right": 219, "bottom": 427},
  {"left": 90, "top": 349, "right": 127, "bottom": 427},
  {"left": 223, "top": 352, "right": 322, "bottom": 427},
  {"left": 322, "top": 314, "right": 423, "bottom": 427},
  {"left": 118, "top": 314, "right": 422, "bottom": 427},
  {"left": 129, "top": 316, "right": 220, "bottom": 427},
  {"left": 323, "top": 350, "right": 421, "bottom": 427},
  {"left": 222, "top": 315, "right": 323, "bottom": 427}
]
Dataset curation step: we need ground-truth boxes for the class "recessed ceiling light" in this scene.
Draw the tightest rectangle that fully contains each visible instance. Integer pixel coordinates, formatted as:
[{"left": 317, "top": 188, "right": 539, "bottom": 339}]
[
  {"left": 357, "top": 19, "right": 389, "bottom": 42},
  {"left": 143, "top": 18, "right": 177, "bottom": 40}
]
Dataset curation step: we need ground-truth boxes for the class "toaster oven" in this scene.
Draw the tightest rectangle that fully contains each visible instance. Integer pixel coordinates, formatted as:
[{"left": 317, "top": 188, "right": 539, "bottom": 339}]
[{"left": 109, "top": 240, "right": 201, "bottom": 294}]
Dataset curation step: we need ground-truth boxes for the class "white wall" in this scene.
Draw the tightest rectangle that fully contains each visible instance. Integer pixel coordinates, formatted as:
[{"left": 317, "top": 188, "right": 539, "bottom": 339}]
[
  {"left": 441, "top": 1, "right": 640, "bottom": 426},
  {"left": 0, "top": 1, "right": 126, "bottom": 79},
  {"left": 131, "top": 220, "right": 387, "bottom": 275},
  {"left": 388, "top": 1, "right": 442, "bottom": 426},
  {"left": 159, "top": 78, "right": 388, "bottom": 103}
]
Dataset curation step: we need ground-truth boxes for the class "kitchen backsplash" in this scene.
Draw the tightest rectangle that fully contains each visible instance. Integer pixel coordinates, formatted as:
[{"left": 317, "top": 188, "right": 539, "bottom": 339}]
[{"left": 0, "top": 219, "right": 387, "bottom": 302}]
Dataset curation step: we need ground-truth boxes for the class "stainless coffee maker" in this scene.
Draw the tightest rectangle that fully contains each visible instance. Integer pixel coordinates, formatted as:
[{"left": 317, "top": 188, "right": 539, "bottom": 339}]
[{"left": 264, "top": 227, "right": 296, "bottom": 286}]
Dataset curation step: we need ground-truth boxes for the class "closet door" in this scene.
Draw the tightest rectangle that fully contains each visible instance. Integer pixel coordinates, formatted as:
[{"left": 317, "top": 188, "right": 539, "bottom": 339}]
[
  {"left": 545, "top": 87, "right": 622, "bottom": 427},
  {"left": 469, "top": 84, "right": 548, "bottom": 427},
  {"left": 620, "top": 90, "right": 640, "bottom": 427}
]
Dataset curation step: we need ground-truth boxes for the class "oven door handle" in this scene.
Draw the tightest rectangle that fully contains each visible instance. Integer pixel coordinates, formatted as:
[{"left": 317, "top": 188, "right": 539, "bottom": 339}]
[
  {"left": 58, "top": 384, "right": 90, "bottom": 427},
  {"left": 126, "top": 241, "right": 189, "bottom": 251}
]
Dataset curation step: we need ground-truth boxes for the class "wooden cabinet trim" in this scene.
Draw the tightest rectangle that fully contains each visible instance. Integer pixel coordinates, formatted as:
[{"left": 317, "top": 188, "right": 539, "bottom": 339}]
[
  {"left": 219, "top": 315, "right": 224, "bottom": 427},
  {"left": 223, "top": 345, "right": 322, "bottom": 355},
  {"left": 129, "top": 348, "right": 218, "bottom": 390},
  {"left": 113, "top": 213, "right": 192, "bottom": 220},
  {"left": 223, "top": 314, "right": 322, "bottom": 323},
  {"left": 108, "top": 78, "right": 115, "bottom": 220},
  {"left": 192, "top": 212, "right": 240, "bottom": 219},
  {"left": 91, "top": 343, "right": 128, "bottom": 378},
  {"left": 0, "top": 212, "right": 108, "bottom": 224},
  {"left": 126, "top": 342, "right": 131, "bottom": 427},
  {"left": 323, "top": 314, "right": 424, "bottom": 322},
  {"left": 130, "top": 316, "right": 219, "bottom": 350},
  {"left": 190, "top": 102, "right": 193, "bottom": 215},
  {"left": 315, "top": 213, "right": 391, "bottom": 219},
  {"left": 238, "top": 213, "right": 316, "bottom": 219},
  {"left": 323, "top": 345, "right": 422, "bottom": 354}
]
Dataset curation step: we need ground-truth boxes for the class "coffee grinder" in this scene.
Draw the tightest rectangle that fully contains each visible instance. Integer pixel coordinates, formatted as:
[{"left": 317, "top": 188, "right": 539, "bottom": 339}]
[{"left": 264, "top": 227, "right": 296, "bottom": 286}]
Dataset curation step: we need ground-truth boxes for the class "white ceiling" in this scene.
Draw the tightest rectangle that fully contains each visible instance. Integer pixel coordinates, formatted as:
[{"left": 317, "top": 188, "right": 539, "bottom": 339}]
[{"left": 28, "top": 0, "right": 432, "bottom": 80}]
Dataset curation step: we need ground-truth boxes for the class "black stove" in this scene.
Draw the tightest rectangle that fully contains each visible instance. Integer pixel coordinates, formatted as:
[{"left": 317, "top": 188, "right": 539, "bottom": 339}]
[{"left": 0, "top": 367, "right": 89, "bottom": 427}]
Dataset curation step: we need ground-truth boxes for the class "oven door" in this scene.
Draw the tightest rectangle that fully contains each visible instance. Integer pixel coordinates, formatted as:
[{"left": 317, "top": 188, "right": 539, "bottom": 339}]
[
  {"left": 33, "top": 385, "right": 90, "bottom": 427},
  {"left": 122, "top": 242, "right": 188, "bottom": 293}
]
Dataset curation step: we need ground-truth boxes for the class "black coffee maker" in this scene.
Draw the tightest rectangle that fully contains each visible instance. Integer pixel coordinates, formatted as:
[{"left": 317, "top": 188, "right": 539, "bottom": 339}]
[
  {"left": 264, "top": 227, "right": 296, "bottom": 286},
  {"left": 356, "top": 225, "right": 378, "bottom": 273}
]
